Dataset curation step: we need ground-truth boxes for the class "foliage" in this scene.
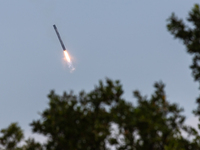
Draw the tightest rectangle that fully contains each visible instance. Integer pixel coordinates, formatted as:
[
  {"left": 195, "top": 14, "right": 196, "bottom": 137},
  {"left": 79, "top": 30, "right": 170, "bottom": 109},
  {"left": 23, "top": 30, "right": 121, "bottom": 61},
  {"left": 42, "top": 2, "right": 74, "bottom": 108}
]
[
  {"left": 0, "top": 123, "right": 24, "bottom": 150},
  {"left": 110, "top": 82, "right": 199, "bottom": 150},
  {"left": 29, "top": 79, "right": 199, "bottom": 150},
  {"left": 167, "top": 4, "right": 200, "bottom": 83},
  {"left": 21, "top": 138, "right": 43, "bottom": 150},
  {"left": 30, "top": 79, "right": 122, "bottom": 150},
  {"left": 167, "top": 3, "right": 200, "bottom": 141}
]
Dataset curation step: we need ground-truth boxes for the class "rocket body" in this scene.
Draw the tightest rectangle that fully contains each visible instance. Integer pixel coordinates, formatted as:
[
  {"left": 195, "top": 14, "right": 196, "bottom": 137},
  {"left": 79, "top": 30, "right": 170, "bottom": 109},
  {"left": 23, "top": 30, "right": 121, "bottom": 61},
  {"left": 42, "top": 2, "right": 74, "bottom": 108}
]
[{"left": 53, "top": 25, "right": 66, "bottom": 50}]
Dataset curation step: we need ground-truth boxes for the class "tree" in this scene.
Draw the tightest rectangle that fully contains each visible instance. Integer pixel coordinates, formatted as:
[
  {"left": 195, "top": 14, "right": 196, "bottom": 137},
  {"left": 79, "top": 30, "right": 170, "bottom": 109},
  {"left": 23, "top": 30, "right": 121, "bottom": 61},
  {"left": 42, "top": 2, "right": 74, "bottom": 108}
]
[
  {"left": 167, "top": 4, "right": 200, "bottom": 84},
  {"left": 30, "top": 79, "right": 122, "bottom": 150},
  {"left": 167, "top": 3, "right": 200, "bottom": 143},
  {"left": 21, "top": 138, "right": 43, "bottom": 150},
  {"left": 29, "top": 79, "right": 199, "bottom": 150},
  {"left": 0, "top": 123, "right": 24, "bottom": 150},
  {"left": 109, "top": 81, "right": 199, "bottom": 150}
]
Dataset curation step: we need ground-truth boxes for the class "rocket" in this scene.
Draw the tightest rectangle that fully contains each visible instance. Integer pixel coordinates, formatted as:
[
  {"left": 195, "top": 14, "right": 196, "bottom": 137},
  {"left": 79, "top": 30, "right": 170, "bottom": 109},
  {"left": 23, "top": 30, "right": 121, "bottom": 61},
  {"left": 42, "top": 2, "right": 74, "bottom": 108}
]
[
  {"left": 53, "top": 24, "right": 75, "bottom": 72},
  {"left": 53, "top": 25, "right": 66, "bottom": 50}
]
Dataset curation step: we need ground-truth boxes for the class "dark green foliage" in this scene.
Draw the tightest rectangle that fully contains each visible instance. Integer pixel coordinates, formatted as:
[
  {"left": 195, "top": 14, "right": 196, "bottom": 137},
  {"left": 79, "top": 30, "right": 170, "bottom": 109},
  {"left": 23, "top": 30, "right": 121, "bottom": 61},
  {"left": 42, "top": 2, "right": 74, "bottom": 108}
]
[
  {"left": 167, "top": 4, "right": 200, "bottom": 142},
  {"left": 167, "top": 4, "right": 200, "bottom": 83},
  {"left": 22, "top": 138, "right": 43, "bottom": 150},
  {"left": 1, "top": 78, "right": 199, "bottom": 150},
  {"left": 110, "top": 82, "right": 199, "bottom": 150},
  {"left": 0, "top": 123, "right": 24, "bottom": 150},
  {"left": 29, "top": 79, "right": 199, "bottom": 150},
  {"left": 0, "top": 124, "right": 43, "bottom": 150},
  {"left": 30, "top": 79, "right": 123, "bottom": 150}
]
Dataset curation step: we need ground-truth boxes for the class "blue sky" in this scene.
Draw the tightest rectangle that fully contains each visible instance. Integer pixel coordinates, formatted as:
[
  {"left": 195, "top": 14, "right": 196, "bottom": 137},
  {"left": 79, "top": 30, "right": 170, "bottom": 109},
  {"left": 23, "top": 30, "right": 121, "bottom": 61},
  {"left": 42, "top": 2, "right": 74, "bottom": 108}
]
[{"left": 0, "top": 0, "right": 199, "bottom": 138}]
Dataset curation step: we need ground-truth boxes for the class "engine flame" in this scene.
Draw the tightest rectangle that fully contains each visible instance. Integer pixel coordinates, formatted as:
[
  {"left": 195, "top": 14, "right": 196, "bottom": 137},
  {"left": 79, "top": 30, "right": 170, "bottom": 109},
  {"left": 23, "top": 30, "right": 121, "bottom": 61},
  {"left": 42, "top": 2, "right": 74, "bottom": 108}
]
[
  {"left": 64, "top": 50, "right": 71, "bottom": 62},
  {"left": 63, "top": 50, "right": 75, "bottom": 72}
]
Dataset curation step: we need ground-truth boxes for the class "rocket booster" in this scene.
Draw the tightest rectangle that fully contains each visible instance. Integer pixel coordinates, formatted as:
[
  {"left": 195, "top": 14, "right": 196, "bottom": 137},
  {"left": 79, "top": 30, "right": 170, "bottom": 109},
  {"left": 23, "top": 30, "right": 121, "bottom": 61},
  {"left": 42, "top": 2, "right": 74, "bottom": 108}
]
[{"left": 53, "top": 25, "right": 66, "bottom": 50}]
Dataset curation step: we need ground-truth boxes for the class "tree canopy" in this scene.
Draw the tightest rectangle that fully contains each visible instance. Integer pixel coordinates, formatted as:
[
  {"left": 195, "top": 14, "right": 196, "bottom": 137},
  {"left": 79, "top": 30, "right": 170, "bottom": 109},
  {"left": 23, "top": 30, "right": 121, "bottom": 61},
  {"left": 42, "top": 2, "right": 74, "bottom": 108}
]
[{"left": 1, "top": 3, "right": 200, "bottom": 150}]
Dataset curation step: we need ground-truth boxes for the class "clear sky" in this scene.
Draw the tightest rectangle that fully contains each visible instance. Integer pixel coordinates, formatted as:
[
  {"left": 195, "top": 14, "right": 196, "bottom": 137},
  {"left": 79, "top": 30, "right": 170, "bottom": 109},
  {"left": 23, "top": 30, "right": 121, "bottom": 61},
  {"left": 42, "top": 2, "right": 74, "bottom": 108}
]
[{"left": 0, "top": 0, "right": 199, "bottom": 139}]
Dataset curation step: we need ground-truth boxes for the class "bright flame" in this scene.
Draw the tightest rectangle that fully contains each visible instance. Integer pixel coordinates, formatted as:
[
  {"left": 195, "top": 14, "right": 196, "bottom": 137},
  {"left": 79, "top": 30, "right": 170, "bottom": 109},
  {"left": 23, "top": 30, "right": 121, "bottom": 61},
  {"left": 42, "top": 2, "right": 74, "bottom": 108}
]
[
  {"left": 64, "top": 50, "right": 71, "bottom": 62},
  {"left": 63, "top": 50, "right": 75, "bottom": 72}
]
